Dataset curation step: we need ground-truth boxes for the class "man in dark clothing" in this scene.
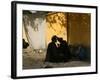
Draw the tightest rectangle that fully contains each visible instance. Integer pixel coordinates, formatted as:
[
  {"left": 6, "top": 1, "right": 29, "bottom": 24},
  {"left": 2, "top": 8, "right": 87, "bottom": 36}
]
[
  {"left": 57, "top": 38, "right": 71, "bottom": 62},
  {"left": 45, "top": 35, "right": 59, "bottom": 62},
  {"left": 77, "top": 45, "right": 86, "bottom": 61},
  {"left": 23, "top": 39, "right": 29, "bottom": 49}
]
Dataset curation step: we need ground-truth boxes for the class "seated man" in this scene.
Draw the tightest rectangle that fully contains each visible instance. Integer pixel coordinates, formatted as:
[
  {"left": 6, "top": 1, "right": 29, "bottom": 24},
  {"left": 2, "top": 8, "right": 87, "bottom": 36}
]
[
  {"left": 57, "top": 37, "right": 71, "bottom": 62},
  {"left": 23, "top": 39, "right": 29, "bottom": 49},
  {"left": 45, "top": 35, "right": 59, "bottom": 62}
]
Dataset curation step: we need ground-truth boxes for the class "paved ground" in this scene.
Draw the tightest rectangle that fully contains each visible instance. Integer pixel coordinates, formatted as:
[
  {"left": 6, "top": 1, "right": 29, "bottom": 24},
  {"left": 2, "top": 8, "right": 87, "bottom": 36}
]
[{"left": 23, "top": 47, "right": 90, "bottom": 69}]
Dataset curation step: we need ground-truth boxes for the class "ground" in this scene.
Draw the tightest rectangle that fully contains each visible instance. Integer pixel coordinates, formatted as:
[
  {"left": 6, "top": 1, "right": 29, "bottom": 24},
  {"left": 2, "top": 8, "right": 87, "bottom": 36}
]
[{"left": 23, "top": 47, "right": 90, "bottom": 69}]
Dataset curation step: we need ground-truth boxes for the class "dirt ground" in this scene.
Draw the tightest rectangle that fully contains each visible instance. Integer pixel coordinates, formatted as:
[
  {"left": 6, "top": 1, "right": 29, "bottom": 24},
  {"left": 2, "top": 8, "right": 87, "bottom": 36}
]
[{"left": 23, "top": 47, "right": 90, "bottom": 69}]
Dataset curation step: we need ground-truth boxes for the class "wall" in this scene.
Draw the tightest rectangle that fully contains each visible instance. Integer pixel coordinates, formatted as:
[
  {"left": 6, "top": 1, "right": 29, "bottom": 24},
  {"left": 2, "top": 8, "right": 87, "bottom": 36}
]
[
  {"left": 67, "top": 13, "right": 90, "bottom": 46},
  {"left": 23, "top": 11, "right": 46, "bottom": 49}
]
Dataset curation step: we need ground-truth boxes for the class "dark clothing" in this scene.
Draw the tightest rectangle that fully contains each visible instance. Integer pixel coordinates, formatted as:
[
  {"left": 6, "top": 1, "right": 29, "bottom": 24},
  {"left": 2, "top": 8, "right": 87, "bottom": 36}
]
[
  {"left": 58, "top": 40, "right": 71, "bottom": 62},
  {"left": 45, "top": 36, "right": 71, "bottom": 62},
  {"left": 45, "top": 42, "right": 59, "bottom": 62},
  {"left": 23, "top": 39, "right": 29, "bottom": 49},
  {"left": 78, "top": 47, "right": 86, "bottom": 60}
]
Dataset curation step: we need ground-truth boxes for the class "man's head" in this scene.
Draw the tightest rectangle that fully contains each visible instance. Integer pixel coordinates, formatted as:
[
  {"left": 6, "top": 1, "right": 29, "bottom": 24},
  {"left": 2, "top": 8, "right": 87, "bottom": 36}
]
[
  {"left": 57, "top": 37, "right": 63, "bottom": 42},
  {"left": 51, "top": 35, "right": 57, "bottom": 42}
]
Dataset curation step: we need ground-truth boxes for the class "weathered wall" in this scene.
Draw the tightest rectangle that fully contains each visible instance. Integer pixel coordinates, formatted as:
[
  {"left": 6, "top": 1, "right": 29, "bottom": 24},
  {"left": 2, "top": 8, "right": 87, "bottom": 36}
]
[{"left": 67, "top": 13, "right": 91, "bottom": 47}]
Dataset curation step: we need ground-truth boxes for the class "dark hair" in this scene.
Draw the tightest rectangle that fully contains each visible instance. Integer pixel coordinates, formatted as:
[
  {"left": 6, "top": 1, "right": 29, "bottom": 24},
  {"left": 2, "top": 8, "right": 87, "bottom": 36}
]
[
  {"left": 51, "top": 35, "right": 57, "bottom": 42},
  {"left": 57, "top": 37, "right": 63, "bottom": 42}
]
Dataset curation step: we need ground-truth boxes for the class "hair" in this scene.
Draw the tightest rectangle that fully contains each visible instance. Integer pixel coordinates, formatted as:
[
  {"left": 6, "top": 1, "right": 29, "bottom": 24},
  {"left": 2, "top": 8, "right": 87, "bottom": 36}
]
[
  {"left": 57, "top": 37, "right": 63, "bottom": 42},
  {"left": 51, "top": 35, "right": 57, "bottom": 42}
]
